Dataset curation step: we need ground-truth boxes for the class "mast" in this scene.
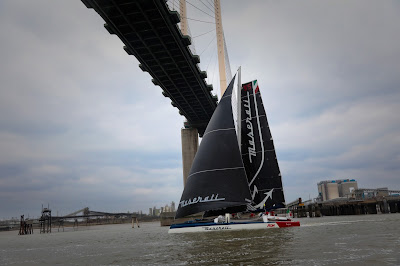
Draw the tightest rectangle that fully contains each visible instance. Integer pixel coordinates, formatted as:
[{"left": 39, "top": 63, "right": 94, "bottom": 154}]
[
  {"left": 214, "top": 0, "right": 227, "bottom": 96},
  {"left": 236, "top": 67, "right": 241, "bottom": 152}
]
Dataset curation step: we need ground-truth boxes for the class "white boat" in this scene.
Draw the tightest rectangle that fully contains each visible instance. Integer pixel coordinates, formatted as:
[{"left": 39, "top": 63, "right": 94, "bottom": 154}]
[
  {"left": 169, "top": 213, "right": 299, "bottom": 233},
  {"left": 169, "top": 70, "right": 300, "bottom": 233}
]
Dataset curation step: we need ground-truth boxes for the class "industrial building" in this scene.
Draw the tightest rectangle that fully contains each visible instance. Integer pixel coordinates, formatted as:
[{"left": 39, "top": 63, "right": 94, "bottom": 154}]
[{"left": 318, "top": 179, "right": 358, "bottom": 201}]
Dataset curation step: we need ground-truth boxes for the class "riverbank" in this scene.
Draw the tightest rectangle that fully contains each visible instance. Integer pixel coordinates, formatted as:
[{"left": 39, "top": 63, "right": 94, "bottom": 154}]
[{"left": 0, "top": 217, "right": 160, "bottom": 233}]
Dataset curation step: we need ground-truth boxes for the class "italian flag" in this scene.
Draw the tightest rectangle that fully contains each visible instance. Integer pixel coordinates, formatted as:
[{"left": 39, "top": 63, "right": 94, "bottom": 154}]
[{"left": 253, "top": 80, "right": 259, "bottom": 93}]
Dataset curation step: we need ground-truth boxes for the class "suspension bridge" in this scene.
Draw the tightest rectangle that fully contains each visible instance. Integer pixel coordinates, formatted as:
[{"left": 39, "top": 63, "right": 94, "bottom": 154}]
[{"left": 81, "top": 0, "right": 232, "bottom": 185}]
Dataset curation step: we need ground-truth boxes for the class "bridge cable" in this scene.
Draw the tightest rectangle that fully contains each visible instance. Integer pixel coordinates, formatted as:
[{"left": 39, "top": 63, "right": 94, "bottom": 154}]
[
  {"left": 200, "top": 35, "right": 216, "bottom": 56},
  {"left": 210, "top": 50, "right": 219, "bottom": 96},
  {"left": 187, "top": 20, "right": 197, "bottom": 54},
  {"left": 223, "top": 31, "right": 232, "bottom": 83},
  {"left": 186, "top": 0, "right": 215, "bottom": 19},
  {"left": 193, "top": 29, "right": 215, "bottom": 39},
  {"left": 206, "top": 0, "right": 215, "bottom": 10},
  {"left": 205, "top": 39, "right": 218, "bottom": 71},
  {"left": 180, "top": 17, "right": 215, "bottom": 24},
  {"left": 166, "top": 0, "right": 177, "bottom": 11},
  {"left": 172, "top": 0, "right": 177, "bottom": 11},
  {"left": 199, "top": 0, "right": 215, "bottom": 13}
]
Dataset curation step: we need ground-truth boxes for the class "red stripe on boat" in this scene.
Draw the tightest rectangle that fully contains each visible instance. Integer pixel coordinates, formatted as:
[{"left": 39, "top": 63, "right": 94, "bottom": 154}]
[{"left": 275, "top": 221, "right": 300, "bottom": 228}]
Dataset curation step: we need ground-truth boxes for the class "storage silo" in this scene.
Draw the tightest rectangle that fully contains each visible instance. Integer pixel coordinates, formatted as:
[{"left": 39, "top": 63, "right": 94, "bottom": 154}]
[
  {"left": 339, "top": 179, "right": 358, "bottom": 198},
  {"left": 326, "top": 182, "right": 339, "bottom": 200},
  {"left": 321, "top": 182, "right": 327, "bottom": 201},
  {"left": 318, "top": 182, "right": 322, "bottom": 200}
]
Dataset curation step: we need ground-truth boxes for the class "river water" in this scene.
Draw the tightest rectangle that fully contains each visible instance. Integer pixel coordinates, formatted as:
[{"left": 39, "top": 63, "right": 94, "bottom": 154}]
[{"left": 1, "top": 214, "right": 399, "bottom": 265}]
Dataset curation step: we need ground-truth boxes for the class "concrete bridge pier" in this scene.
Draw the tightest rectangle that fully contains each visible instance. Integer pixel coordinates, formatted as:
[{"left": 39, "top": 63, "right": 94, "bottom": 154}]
[{"left": 181, "top": 127, "right": 199, "bottom": 186}]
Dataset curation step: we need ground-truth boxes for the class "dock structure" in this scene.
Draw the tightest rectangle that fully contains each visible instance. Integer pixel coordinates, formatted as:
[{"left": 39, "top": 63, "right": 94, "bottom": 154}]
[
  {"left": 57, "top": 219, "right": 65, "bottom": 232},
  {"left": 5, "top": 207, "right": 144, "bottom": 233},
  {"left": 288, "top": 195, "right": 400, "bottom": 218},
  {"left": 51, "top": 208, "right": 139, "bottom": 227},
  {"left": 18, "top": 215, "right": 33, "bottom": 235},
  {"left": 160, "top": 212, "right": 175, "bottom": 226},
  {"left": 131, "top": 217, "right": 140, "bottom": 228},
  {"left": 39, "top": 207, "right": 52, "bottom": 233}
]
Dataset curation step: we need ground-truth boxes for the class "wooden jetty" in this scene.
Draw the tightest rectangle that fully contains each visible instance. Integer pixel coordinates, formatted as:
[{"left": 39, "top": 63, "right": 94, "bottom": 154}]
[
  {"left": 288, "top": 195, "right": 400, "bottom": 218},
  {"left": 18, "top": 215, "right": 33, "bottom": 235}
]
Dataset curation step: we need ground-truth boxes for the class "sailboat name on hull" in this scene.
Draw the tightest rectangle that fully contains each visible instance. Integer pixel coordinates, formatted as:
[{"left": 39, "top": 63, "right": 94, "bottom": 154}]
[
  {"left": 204, "top": 226, "right": 231, "bottom": 231},
  {"left": 179, "top": 194, "right": 225, "bottom": 208}
]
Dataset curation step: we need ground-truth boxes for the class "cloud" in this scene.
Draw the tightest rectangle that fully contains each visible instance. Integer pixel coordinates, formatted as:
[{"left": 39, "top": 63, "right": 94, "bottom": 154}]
[{"left": 220, "top": 0, "right": 400, "bottom": 202}]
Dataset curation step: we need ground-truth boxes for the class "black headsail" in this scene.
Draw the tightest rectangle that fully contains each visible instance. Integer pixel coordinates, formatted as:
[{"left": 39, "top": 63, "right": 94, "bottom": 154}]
[
  {"left": 241, "top": 80, "right": 285, "bottom": 211},
  {"left": 175, "top": 76, "right": 252, "bottom": 219}
]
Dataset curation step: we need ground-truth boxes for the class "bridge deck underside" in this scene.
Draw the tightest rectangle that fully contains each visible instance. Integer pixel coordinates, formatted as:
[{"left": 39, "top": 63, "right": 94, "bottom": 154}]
[{"left": 82, "top": 0, "right": 217, "bottom": 135}]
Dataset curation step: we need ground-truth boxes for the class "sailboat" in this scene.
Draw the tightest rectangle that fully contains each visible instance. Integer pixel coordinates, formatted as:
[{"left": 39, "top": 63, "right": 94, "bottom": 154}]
[{"left": 169, "top": 70, "right": 300, "bottom": 233}]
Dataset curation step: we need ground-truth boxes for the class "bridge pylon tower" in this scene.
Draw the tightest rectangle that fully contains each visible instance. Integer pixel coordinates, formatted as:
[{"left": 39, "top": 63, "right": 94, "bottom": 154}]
[{"left": 214, "top": 0, "right": 227, "bottom": 96}]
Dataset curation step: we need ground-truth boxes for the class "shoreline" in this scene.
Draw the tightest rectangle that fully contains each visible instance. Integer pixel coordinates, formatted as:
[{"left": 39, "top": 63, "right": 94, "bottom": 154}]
[{"left": 0, "top": 218, "right": 160, "bottom": 233}]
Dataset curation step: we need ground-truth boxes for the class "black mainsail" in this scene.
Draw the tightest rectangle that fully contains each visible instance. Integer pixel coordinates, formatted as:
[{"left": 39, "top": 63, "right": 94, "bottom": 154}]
[
  {"left": 240, "top": 80, "right": 285, "bottom": 211},
  {"left": 175, "top": 76, "right": 251, "bottom": 219}
]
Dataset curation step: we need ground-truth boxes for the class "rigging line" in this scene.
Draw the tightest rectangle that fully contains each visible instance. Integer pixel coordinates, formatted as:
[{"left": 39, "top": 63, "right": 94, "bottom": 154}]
[
  {"left": 180, "top": 16, "right": 215, "bottom": 24},
  {"left": 199, "top": 0, "right": 215, "bottom": 13},
  {"left": 193, "top": 29, "right": 215, "bottom": 39},
  {"left": 186, "top": 0, "right": 215, "bottom": 19}
]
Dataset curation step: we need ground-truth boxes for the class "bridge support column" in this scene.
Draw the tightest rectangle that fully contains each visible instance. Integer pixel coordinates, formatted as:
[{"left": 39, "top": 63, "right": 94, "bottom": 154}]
[
  {"left": 181, "top": 128, "right": 198, "bottom": 187},
  {"left": 179, "top": 0, "right": 188, "bottom": 35}
]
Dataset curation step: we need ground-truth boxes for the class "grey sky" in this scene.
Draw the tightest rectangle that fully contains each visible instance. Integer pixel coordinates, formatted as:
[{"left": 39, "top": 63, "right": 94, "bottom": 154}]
[{"left": 0, "top": 0, "right": 399, "bottom": 218}]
